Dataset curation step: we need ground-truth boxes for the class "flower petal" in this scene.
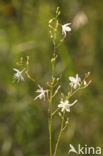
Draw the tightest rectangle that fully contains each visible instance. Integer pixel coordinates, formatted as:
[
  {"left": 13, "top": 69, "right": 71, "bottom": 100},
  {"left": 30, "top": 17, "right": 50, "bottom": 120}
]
[
  {"left": 69, "top": 76, "right": 75, "bottom": 82},
  {"left": 13, "top": 68, "right": 20, "bottom": 72}
]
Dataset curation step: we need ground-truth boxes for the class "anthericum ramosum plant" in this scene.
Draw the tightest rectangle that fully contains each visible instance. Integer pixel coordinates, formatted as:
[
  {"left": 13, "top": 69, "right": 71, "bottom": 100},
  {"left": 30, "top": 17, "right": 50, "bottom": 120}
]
[{"left": 13, "top": 7, "right": 91, "bottom": 156}]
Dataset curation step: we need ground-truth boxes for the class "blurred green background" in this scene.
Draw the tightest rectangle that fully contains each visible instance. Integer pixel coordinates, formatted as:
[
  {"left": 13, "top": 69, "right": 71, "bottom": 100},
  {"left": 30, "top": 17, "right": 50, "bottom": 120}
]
[{"left": 0, "top": 0, "right": 103, "bottom": 156}]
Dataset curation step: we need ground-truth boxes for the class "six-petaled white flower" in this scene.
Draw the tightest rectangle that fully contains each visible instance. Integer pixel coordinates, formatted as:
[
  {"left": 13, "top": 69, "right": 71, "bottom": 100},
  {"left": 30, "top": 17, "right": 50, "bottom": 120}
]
[
  {"left": 62, "top": 23, "right": 71, "bottom": 36},
  {"left": 69, "top": 74, "right": 81, "bottom": 89},
  {"left": 58, "top": 99, "right": 77, "bottom": 112},
  {"left": 13, "top": 68, "right": 24, "bottom": 82},
  {"left": 34, "top": 85, "right": 45, "bottom": 101}
]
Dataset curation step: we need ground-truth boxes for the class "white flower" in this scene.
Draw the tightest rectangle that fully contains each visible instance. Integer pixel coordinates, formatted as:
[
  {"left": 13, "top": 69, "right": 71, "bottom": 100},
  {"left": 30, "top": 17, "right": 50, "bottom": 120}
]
[
  {"left": 69, "top": 74, "right": 81, "bottom": 89},
  {"left": 84, "top": 80, "right": 87, "bottom": 86},
  {"left": 58, "top": 99, "right": 77, "bottom": 112},
  {"left": 62, "top": 23, "right": 71, "bottom": 36},
  {"left": 34, "top": 85, "right": 45, "bottom": 101},
  {"left": 13, "top": 68, "right": 24, "bottom": 82}
]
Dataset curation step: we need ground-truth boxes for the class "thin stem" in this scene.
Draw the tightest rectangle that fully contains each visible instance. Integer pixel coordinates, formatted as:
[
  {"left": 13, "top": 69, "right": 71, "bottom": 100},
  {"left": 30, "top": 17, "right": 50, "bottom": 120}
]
[
  {"left": 49, "top": 40, "right": 56, "bottom": 156},
  {"left": 26, "top": 71, "right": 35, "bottom": 83},
  {"left": 68, "top": 87, "right": 80, "bottom": 99},
  {"left": 25, "top": 56, "right": 35, "bottom": 83},
  {"left": 52, "top": 108, "right": 60, "bottom": 116},
  {"left": 51, "top": 43, "right": 56, "bottom": 77},
  {"left": 53, "top": 112, "right": 65, "bottom": 156},
  {"left": 48, "top": 16, "right": 58, "bottom": 156},
  {"left": 48, "top": 87, "right": 53, "bottom": 156}
]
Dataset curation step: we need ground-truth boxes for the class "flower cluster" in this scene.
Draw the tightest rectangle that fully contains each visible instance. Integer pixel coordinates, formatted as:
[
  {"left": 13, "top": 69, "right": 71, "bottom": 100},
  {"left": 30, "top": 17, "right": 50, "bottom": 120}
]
[
  {"left": 48, "top": 7, "right": 71, "bottom": 48},
  {"left": 34, "top": 72, "right": 91, "bottom": 113}
]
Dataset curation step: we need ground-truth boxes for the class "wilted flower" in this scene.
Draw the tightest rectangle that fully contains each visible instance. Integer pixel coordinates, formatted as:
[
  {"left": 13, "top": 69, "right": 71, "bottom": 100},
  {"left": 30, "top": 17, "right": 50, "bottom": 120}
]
[
  {"left": 34, "top": 85, "right": 45, "bottom": 101},
  {"left": 58, "top": 99, "right": 77, "bottom": 112},
  {"left": 13, "top": 68, "right": 24, "bottom": 82},
  {"left": 62, "top": 23, "right": 71, "bottom": 36},
  {"left": 69, "top": 74, "right": 81, "bottom": 89}
]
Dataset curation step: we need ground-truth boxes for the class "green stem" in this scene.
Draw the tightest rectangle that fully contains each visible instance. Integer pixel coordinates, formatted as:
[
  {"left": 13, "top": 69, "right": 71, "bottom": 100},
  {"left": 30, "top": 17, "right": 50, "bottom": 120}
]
[
  {"left": 53, "top": 113, "right": 65, "bottom": 156},
  {"left": 49, "top": 88, "right": 53, "bottom": 156},
  {"left": 48, "top": 21, "right": 57, "bottom": 155},
  {"left": 66, "top": 86, "right": 81, "bottom": 101},
  {"left": 52, "top": 108, "right": 60, "bottom": 116},
  {"left": 51, "top": 43, "right": 56, "bottom": 77}
]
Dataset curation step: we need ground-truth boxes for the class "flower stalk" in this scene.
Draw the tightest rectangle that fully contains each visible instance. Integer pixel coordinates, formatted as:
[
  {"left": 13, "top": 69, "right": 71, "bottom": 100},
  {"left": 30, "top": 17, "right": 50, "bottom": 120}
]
[
  {"left": 53, "top": 112, "right": 66, "bottom": 156},
  {"left": 48, "top": 86, "right": 53, "bottom": 156}
]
